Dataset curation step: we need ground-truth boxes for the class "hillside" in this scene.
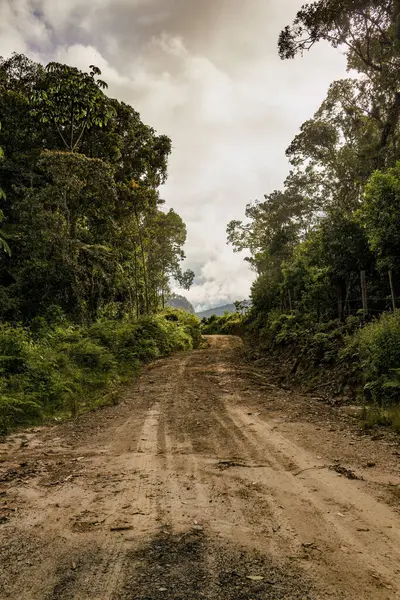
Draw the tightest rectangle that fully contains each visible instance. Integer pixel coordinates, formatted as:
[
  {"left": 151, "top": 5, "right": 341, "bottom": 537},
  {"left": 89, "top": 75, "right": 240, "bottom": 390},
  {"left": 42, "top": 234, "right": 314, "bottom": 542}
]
[
  {"left": 196, "top": 303, "right": 236, "bottom": 319},
  {"left": 166, "top": 295, "right": 195, "bottom": 314}
]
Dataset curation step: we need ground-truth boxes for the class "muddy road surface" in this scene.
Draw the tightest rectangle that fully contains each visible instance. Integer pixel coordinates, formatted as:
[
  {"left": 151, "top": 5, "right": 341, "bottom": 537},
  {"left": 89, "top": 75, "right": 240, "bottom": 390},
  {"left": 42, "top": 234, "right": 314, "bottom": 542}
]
[{"left": 1, "top": 336, "right": 400, "bottom": 599}]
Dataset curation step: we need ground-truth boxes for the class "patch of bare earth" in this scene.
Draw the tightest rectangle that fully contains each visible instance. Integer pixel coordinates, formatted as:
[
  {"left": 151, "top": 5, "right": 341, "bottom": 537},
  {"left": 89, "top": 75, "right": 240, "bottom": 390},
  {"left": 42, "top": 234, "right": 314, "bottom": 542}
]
[{"left": 0, "top": 335, "right": 400, "bottom": 599}]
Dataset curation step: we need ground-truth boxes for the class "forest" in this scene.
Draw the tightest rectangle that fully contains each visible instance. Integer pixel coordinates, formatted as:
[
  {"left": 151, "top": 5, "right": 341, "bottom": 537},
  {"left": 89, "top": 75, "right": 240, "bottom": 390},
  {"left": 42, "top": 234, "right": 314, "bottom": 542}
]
[
  {"left": 0, "top": 54, "right": 200, "bottom": 433},
  {"left": 210, "top": 0, "right": 400, "bottom": 430},
  {"left": 3, "top": 5, "right": 400, "bottom": 597},
  {"left": 3, "top": 1, "right": 400, "bottom": 436}
]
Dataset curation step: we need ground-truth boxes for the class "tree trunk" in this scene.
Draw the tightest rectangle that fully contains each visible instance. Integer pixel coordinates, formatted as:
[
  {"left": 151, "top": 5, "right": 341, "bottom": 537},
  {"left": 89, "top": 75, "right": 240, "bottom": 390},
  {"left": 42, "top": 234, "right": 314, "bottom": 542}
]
[
  {"left": 344, "top": 274, "right": 353, "bottom": 318},
  {"left": 133, "top": 243, "right": 140, "bottom": 318},
  {"left": 379, "top": 2, "right": 400, "bottom": 151},
  {"left": 389, "top": 269, "right": 396, "bottom": 313},
  {"left": 360, "top": 270, "right": 368, "bottom": 320},
  {"left": 288, "top": 289, "right": 293, "bottom": 312},
  {"left": 379, "top": 92, "right": 400, "bottom": 150},
  {"left": 338, "top": 289, "right": 343, "bottom": 323},
  {"left": 134, "top": 207, "right": 150, "bottom": 315},
  {"left": 394, "top": 0, "right": 400, "bottom": 41}
]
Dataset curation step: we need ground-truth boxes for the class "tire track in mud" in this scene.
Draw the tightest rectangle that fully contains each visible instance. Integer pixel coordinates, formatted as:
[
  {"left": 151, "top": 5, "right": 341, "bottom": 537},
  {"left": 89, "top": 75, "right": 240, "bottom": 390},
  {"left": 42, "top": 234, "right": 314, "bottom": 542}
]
[
  {"left": 112, "top": 346, "right": 314, "bottom": 599},
  {"left": 225, "top": 403, "right": 400, "bottom": 596},
  {"left": 76, "top": 404, "right": 164, "bottom": 600},
  {"left": 41, "top": 401, "right": 165, "bottom": 600},
  {"left": 1, "top": 336, "right": 400, "bottom": 599}
]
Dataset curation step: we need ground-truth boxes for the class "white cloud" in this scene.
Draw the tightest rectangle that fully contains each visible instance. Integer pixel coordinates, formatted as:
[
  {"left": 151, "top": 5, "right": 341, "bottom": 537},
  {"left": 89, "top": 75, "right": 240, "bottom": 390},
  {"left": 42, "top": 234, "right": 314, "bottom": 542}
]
[{"left": 0, "top": 0, "right": 347, "bottom": 310}]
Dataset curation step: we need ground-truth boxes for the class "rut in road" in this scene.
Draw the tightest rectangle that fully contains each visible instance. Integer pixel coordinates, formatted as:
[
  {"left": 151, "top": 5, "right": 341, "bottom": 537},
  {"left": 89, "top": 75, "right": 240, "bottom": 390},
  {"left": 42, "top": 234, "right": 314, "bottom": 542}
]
[{"left": 1, "top": 335, "right": 400, "bottom": 599}]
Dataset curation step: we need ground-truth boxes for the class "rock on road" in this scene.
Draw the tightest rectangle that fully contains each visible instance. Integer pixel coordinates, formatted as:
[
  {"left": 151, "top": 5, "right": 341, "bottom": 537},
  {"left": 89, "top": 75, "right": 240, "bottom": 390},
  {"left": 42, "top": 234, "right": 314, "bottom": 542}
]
[{"left": 1, "top": 336, "right": 400, "bottom": 599}]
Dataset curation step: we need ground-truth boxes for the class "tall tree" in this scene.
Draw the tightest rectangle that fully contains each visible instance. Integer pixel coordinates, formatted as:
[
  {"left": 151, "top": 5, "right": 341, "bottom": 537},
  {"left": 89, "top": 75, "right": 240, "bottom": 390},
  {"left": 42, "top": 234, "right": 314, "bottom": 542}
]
[
  {"left": 0, "top": 54, "right": 193, "bottom": 321},
  {"left": 279, "top": 0, "right": 400, "bottom": 157},
  {"left": 31, "top": 63, "right": 115, "bottom": 153},
  {"left": 0, "top": 125, "right": 10, "bottom": 256}
]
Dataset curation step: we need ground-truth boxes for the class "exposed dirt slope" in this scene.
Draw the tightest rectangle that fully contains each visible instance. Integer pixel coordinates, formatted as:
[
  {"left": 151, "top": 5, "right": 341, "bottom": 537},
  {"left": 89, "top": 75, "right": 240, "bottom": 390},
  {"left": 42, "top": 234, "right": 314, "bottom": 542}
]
[{"left": 1, "top": 336, "right": 400, "bottom": 599}]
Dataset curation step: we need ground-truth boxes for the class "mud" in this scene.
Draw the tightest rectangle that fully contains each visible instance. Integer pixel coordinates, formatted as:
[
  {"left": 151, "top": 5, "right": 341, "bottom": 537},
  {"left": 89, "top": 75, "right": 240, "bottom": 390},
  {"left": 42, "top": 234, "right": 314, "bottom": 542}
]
[{"left": 0, "top": 336, "right": 399, "bottom": 599}]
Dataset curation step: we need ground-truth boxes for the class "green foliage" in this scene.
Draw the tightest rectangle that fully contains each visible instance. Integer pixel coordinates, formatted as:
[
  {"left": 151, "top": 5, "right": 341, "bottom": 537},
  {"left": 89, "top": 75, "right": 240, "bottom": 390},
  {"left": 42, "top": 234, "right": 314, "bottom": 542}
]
[
  {"left": 242, "top": 306, "right": 400, "bottom": 410},
  {"left": 384, "top": 368, "right": 400, "bottom": 390},
  {"left": 0, "top": 124, "right": 10, "bottom": 255},
  {"left": 0, "top": 54, "right": 190, "bottom": 323},
  {"left": 0, "top": 310, "right": 200, "bottom": 434},
  {"left": 359, "top": 162, "right": 400, "bottom": 271},
  {"left": 265, "top": 312, "right": 305, "bottom": 348},
  {"left": 225, "top": 3, "right": 400, "bottom": 434},
  {"left": 201, "top": 312, "right": 245, "bottom": 335},
  {"left": 0, "top": 395, "right": 41, "bottom": 436},
  {"left": 361, "top": 405, "right": 400, "bottom": 434},
  {"left": 0, "top": 54, "right": 198, "bottom": 434},
  {"left": 31, "top": 62, "right": 115, "bottom": 152},
  {"left": 355, "top": 312, "right": 400, "bottom": 403}
]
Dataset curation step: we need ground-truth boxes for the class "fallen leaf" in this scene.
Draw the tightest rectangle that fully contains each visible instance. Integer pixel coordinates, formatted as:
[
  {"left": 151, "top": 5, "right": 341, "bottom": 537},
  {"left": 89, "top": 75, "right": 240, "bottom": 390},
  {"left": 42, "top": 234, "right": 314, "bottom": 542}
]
[{"left": 246, "top": 575, "right": 264, "bottom": 581}]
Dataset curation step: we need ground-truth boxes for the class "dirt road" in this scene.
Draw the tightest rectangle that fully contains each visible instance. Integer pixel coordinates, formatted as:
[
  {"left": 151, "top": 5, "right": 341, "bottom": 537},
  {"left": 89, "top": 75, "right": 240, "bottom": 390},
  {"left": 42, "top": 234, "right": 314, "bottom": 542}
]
[{"left": 1, "top": 336, "right": 400, "bottom": 599}]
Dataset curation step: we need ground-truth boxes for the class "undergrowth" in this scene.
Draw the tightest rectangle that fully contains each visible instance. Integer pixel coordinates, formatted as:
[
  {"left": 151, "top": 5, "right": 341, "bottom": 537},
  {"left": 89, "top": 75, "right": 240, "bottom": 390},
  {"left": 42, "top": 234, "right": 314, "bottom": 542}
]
[
  {"left": 201, "top": 312, "right": 245, "bottom": 335},
  {"left": 0, "top": 308, "right": 200, "bottom": 434},
  {"left": 203, "top": 309, "right": 400, "bottom": 432}
]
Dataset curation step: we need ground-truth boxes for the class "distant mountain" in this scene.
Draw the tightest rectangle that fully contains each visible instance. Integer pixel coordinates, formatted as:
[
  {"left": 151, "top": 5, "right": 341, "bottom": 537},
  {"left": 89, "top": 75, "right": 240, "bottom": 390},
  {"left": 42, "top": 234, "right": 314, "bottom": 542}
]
[
  {"left": 196, "top": 304, "right": 236, "bottom": 319},
  {"left": 166, "top": 295, "right": 195, "bottom": 314}
]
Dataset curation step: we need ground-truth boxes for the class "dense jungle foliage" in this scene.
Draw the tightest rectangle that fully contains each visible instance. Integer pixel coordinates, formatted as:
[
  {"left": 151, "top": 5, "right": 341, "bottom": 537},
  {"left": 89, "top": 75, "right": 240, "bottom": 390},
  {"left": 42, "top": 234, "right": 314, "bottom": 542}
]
[
  {"left": 226, "top": 0, "right": 400, "bottom": 429},
  {"left": 0, "top": 54, "right": 198, "bottom": 432},
  {"left": 0, "top": 309, "right": 200, "bottom": 435}
]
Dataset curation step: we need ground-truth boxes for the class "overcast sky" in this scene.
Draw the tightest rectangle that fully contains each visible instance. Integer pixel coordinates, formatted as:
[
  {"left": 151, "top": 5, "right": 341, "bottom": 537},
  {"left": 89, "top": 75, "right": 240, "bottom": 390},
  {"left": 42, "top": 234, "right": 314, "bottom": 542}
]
[{"left": 0, "top": 0, "right": 347, "bottom": 310}]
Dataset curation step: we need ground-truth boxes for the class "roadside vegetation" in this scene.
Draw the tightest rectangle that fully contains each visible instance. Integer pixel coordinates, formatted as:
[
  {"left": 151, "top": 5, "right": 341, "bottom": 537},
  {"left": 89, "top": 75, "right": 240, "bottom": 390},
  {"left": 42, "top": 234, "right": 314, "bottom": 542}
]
[
  {"left": 201, "top": 312, "right": 245, "bottom": 336},
  {"left": 0, "top": 309, "right": 200, "bottom": 434},
  {"left": 0, "top": 54, "right": 199, "bottom": 433},
  {"left": 223, "top": 1, "right": 400, "bottom": 431}
]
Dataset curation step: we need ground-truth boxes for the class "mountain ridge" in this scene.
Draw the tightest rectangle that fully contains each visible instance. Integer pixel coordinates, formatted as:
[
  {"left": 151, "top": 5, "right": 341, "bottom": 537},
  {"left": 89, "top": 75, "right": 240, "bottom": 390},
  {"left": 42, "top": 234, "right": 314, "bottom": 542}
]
[{"left": 196, "top": 303, "right": 236, "bottom": 319}]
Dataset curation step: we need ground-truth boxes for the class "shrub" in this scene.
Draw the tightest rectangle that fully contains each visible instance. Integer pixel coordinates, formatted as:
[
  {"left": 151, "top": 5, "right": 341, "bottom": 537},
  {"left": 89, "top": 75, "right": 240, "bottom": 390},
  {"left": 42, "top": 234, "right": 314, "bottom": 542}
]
[
  {"left": 201, "top": 312, "right": 244, "bottom": 335},
  {"left": 0, "top": 324, "right": 30, "bottom": 374},
  {"left": 0, "top": 309, "right": 201, "bottom": 434},
  {"left": 0, "top": 395, "right": 42, "bottom": 435},
  {"left": 355, "top": 312, "right": 400, "bottom": 404}
]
